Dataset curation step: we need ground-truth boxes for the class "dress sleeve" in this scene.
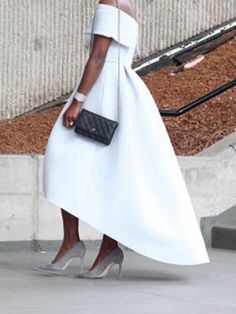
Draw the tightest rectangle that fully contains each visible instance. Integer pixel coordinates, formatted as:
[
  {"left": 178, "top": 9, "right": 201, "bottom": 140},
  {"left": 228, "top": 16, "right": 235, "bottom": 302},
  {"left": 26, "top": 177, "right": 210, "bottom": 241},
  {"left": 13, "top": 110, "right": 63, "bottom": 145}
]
[{"left": 85, "top": 6, "right": 137, "bottom": 48}]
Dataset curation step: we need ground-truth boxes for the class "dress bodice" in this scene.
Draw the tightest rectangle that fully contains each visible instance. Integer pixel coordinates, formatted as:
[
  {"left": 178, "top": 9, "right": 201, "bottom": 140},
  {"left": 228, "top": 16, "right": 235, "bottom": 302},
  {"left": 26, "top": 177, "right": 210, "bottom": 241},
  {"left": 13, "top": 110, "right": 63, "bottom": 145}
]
[{"left": 85, "top": 4, "right": 140, "bottom": 66}]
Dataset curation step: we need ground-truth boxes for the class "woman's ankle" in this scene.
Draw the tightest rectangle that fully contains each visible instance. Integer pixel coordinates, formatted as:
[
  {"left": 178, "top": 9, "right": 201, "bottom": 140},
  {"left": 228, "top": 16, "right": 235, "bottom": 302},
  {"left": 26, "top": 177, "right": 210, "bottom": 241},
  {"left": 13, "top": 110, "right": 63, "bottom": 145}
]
[
  {"left": 100, "top": 242, "right": 118, "bottom": 254},
  {"left": 62, "top": 237, "right": 80, "bottom": 249}
]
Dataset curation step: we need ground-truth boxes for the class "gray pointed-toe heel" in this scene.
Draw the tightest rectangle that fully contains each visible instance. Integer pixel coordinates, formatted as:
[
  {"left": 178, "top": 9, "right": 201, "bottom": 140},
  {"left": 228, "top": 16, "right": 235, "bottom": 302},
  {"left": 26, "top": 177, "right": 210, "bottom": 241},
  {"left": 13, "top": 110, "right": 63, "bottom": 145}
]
[
  {"left": 38, "top": 240, "right": 86, "bottom": 273},
  {"left": 78, "top": 246, "right": 124, "bottom": 279}
]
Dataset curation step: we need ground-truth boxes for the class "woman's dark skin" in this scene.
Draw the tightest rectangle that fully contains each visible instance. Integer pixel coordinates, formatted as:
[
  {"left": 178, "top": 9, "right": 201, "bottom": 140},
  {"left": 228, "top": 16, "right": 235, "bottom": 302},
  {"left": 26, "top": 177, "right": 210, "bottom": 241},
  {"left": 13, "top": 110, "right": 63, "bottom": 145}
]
[{"left": 53, "top": 0, "right": 136, "bottom": 271}]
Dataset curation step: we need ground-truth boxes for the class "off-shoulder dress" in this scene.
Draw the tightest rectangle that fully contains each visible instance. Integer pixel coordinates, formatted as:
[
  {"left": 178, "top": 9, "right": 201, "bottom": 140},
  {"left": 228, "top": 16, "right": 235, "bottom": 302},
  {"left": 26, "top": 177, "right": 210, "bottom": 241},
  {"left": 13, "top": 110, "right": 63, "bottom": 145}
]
[{"left": 43, "top": 4, "right": 210, "bottom": 265}]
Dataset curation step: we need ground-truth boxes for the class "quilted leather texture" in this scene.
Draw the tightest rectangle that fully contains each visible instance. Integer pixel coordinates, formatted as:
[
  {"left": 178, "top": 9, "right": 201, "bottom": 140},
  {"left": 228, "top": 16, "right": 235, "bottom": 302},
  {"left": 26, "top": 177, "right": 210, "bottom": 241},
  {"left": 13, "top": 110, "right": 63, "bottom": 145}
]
[{"left": 74, "top": 109, "right": 119, "bottom": 145}]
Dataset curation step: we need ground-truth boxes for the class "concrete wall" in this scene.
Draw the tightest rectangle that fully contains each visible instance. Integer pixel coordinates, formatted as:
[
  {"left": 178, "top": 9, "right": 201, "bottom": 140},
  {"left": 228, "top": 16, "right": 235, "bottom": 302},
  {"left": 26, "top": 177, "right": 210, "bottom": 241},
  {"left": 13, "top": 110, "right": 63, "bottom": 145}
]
[
  {"left": 0, "top": 155, "right": 102, "bottom": 243},
  {"left": 0, "top": 0, "right": 235, "bottom": 120},
  {"left": 0, "top": 145, "right": 235, "bottom": 244}
]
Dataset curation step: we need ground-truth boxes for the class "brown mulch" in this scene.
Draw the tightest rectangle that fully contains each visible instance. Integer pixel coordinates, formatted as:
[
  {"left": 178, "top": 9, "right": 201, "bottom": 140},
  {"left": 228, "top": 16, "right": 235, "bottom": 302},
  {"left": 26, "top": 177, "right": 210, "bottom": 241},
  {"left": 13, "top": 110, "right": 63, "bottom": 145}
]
[
  {"left": 143, "top": 37, "right": 236, "bottom": 155},
  {"left": 0, "top": 37, "right": 235, "bottom": 155}
]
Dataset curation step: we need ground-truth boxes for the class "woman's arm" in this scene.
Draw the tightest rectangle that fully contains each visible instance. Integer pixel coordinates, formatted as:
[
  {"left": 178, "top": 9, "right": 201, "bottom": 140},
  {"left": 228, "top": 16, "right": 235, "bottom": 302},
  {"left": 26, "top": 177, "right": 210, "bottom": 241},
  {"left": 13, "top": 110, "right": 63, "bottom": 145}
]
[{"left": 63, "top": 34, "right": 112, "bottom": 128}]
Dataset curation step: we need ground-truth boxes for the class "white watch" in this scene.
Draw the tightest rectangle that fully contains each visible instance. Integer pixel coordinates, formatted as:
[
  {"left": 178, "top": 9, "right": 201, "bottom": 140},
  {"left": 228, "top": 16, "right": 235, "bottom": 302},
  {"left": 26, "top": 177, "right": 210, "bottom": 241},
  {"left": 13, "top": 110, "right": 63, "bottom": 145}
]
[{"left": 74, "top": 92, "right": 86, "bottom": 102}]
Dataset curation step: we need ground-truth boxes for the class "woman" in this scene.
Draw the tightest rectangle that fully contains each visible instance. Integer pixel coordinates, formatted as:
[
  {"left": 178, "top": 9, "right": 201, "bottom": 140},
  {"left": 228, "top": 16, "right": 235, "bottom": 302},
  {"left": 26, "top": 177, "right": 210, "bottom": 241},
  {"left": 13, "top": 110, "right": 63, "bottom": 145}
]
[{"left": 39, "top": 0, "right": 210, "bottom": 279}]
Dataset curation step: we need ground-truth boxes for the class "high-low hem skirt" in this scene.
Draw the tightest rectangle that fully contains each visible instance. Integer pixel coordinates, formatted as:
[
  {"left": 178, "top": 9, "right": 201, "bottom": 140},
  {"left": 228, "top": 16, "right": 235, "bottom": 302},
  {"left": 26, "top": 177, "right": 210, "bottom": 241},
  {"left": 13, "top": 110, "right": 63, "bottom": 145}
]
[{"left": 43, "top": 62, "right": 210, "bottom": 266}]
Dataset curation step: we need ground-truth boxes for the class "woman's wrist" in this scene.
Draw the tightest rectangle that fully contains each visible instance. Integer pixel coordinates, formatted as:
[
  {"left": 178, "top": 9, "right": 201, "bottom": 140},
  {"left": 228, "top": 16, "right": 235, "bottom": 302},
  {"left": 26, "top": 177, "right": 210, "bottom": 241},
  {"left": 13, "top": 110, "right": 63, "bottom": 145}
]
[{"left": 74, "top": 91, "right": 87, "bottom": 103}]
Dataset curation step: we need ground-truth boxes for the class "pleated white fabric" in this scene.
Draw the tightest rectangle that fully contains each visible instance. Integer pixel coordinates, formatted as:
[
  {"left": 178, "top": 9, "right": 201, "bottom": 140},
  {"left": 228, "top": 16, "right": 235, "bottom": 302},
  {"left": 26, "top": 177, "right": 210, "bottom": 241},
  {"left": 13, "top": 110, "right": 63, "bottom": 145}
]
[{"left": 43, "top": 4, "right": 210, "bottom": 265}]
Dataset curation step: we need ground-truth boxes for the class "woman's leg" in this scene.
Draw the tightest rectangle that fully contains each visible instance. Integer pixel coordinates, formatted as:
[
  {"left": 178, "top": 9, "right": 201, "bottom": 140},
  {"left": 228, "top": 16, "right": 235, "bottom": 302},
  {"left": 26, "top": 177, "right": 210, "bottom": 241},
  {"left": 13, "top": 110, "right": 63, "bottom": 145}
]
[
  {"left": 88, "top": 234, "right": 118, "bottom": 271},
  {"left": 52, "top": 208, "right": 80, "bottom": 263}
]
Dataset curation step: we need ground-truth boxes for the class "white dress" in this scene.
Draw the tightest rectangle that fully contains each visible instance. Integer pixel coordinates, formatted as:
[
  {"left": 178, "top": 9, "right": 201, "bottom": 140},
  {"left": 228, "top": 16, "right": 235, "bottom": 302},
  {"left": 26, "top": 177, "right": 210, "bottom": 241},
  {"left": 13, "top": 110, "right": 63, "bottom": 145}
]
[{"left": 43, "top": 4, "right": 210, "bottom": 265}]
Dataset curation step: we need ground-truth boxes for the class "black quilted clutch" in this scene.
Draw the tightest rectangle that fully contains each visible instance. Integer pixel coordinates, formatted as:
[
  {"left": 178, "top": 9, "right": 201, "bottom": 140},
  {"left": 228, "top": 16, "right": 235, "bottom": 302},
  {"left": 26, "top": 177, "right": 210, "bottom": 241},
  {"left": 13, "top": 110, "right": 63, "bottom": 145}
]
[{"left": 74, "top": 109, "right": 119, "bottom": 145}]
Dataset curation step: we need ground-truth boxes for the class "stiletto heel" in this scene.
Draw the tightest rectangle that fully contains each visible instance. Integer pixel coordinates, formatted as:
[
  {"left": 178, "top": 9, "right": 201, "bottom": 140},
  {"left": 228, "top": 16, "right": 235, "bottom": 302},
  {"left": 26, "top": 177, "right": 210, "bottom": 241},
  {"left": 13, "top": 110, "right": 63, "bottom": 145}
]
[
  {"left": 79, "top": 251, "right": 85, "bottom": 275},
  {"left": 117, "top": 262, "right": 122, "bottom": 280},
  {"left": 37, "top": 240, "right": 86, "bottom": 272},
  {"left": 78, "top": 246, "right": 124, "bottom": 279}
]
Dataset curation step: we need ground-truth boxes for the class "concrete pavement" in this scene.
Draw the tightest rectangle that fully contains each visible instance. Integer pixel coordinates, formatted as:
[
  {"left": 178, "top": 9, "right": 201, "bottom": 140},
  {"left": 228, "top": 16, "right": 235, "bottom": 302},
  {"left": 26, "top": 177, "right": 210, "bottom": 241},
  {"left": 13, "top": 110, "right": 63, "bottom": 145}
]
[{"left": 0, "top": 244, "right": 235, "bottom": 314}]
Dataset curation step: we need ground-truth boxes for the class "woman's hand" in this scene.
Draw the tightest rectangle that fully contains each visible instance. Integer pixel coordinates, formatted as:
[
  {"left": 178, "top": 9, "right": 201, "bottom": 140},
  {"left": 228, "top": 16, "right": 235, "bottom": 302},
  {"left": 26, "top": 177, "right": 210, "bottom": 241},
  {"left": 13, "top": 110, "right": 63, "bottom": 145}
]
[{"left": 62, "top": 99, "right": 82, "bottom": 128}]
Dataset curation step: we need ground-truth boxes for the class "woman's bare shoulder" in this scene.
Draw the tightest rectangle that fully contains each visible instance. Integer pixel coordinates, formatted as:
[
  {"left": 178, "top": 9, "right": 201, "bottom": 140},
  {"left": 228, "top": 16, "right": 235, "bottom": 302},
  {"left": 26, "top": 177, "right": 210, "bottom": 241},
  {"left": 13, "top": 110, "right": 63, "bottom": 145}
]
[
  {"left": 99, "top": 0, "right": 113, "bottom": 4},
  {"left": 99, "top": 0, "right": 118, "bottom": 5},
  {"left": 98, "top": 0, "right": 136, "bottom": 19}
]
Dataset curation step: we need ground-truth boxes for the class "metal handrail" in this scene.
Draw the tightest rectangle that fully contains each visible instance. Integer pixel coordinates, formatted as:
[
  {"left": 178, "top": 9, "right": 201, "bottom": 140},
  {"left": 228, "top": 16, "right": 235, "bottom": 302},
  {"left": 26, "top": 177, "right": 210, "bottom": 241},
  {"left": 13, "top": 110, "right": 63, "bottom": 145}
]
[{"left": 160, "top": 78, "right": 236, "bottom": 117}]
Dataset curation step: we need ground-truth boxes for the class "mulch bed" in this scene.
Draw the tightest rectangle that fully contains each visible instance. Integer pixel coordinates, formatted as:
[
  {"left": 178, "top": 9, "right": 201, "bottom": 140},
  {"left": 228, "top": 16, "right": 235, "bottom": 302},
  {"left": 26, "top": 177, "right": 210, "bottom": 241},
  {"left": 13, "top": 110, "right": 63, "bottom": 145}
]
[{"left": 0, "top": 37, "right": 235, "bottom": 155}]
